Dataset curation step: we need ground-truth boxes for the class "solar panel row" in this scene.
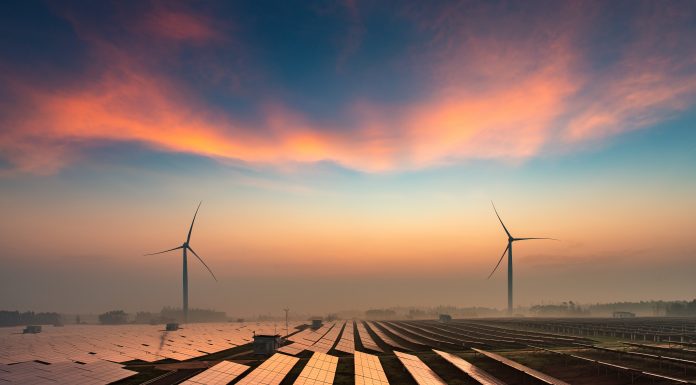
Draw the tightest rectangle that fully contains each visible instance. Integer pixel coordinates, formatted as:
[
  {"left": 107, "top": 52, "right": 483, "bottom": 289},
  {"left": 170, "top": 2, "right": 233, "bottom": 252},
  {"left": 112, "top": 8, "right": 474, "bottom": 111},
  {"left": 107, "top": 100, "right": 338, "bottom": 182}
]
[
  {"left": 334, "top": 321, "right": 355, "bottom": 354},
  {"left": 180, "top": 360, "right": 250, "bottom": 385},
  {"left": 307, "top": 321, "right": 345, "bottom": 354},
  {"left": 293, "top": 351, "right": 338, "bottom": 385},
  {"left": 394, "top": 351, "right": 446, "bottom": 385},
  {"left": 279, "top": 321, "right": 339, "bottom": 355},
  {"left": 365, "top": 322, "right": 410, "bottom": 352},
  {"left": 433, "top": 349, "right": 504, "bottom": 385},
  {"left": 354, "top": 351, "right": 389, "bottom": 385},
  {"left": 355, "top": 322, "right": 382, "bottom": 353},
  {"left": 236, "top": 353, "right": 299, "bottom": 385},
  {"left": 472, "top": 348, "right": 571, "bottom": 385}
]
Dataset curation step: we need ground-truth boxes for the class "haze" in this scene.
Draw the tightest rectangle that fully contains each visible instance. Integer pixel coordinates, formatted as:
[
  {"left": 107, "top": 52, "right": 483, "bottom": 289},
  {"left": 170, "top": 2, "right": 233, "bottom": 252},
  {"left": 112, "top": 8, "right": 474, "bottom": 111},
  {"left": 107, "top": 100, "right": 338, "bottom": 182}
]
[{"left": 1, "top": 1, "right": 695, "bottom": 317}]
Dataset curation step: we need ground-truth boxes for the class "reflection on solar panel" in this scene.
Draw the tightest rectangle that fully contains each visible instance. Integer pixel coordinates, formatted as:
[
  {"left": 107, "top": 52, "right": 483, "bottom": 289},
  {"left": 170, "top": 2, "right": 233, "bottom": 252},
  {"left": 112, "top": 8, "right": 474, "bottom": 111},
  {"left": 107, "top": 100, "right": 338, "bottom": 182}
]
[
  {"left": 472, "top": 348, "right": 570, "bottom": 385},
  {"left": 355, "top": 322, "right": 382, "bottom": 353},
  {"left": 432, "top": 350, "right": 504, "bottom": 385},
  {"left": 394, "top": 351, "right": 446, "bottom": 385},
  {"left": 334, "top": 321, "right": 355, "bottom": 354},
  {"left": 354, "top": 351, "right": 389, "bottom": 385},
  {"left": 180, "top": 360, "right": 250, "bottom": 385},
  {"left": 236, "top": 353, "right": 299, "bottom": 385},
  {"left": 293, "top": 351, "right": 338, "bottom": 385}
]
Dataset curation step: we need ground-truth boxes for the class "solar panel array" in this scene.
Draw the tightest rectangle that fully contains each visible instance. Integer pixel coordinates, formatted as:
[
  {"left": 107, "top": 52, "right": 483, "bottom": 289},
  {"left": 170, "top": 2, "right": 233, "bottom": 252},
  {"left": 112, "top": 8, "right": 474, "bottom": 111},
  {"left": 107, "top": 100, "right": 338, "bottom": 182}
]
[
  {"left": 355, "top": 322, "right": 382, "bottom": 353},
  {"left": 180, "top": 360, "right": 250, "bottom": 385},
  {"left": 307, "top": 321, "right": 344, "bottom": 354},
  {"left": 293, "top": 351, "right": 338, "bottom": 385},
  {"left": 394, "top": 351, "right": 446, "bottom": 385},
  {"left": 0, "top": 322, "right": 300, "bottom": 365},
  {"left": 375, "top": 322, "right": 425, "bottom": 348},
  {"left": 365, "top": 322, "right": 409, "bottom": 351},
  {"left": 354, "top": 351, "right": 389, "bottom": 385},
  {"left": 0, "top": 322, "right": 300, "bottom": 385},
  {"left": 334, "top": 321, "right": 355, "bottom": 354},
  {"left": 236, "top": 353, "right": 299, "bottom": 385},
  {"left": 432, "top": 349, "right": 504, "bottom": 385},
  {"left": 279, "top": 322, "right": 339, "bottom": 355}
]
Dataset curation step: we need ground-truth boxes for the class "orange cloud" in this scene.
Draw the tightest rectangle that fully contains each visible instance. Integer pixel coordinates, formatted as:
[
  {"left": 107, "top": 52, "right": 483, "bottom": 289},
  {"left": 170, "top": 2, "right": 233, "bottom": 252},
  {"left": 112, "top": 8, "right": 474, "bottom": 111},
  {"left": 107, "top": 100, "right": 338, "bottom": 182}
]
[{"left": 1, "top": 2, "right": 695, "bottom": 175}]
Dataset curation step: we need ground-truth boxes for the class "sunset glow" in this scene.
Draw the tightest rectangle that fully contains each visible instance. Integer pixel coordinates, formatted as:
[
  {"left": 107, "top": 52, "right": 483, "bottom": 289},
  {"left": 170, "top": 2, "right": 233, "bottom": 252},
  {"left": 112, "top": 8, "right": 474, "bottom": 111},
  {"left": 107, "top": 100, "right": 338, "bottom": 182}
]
[{"left": 1, "top": 1, "right": 695, "bottom": 316}]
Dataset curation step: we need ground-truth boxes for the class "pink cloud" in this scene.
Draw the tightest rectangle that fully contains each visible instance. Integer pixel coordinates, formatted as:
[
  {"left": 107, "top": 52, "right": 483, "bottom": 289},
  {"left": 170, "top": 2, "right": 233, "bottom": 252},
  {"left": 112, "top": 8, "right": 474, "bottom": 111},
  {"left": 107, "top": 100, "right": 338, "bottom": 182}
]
[
  {"left": 141, "top": 5, "right": 220, "bottom": 42},
  {"left": 2, "top": 2, "right": 695, "bottom": 175}
]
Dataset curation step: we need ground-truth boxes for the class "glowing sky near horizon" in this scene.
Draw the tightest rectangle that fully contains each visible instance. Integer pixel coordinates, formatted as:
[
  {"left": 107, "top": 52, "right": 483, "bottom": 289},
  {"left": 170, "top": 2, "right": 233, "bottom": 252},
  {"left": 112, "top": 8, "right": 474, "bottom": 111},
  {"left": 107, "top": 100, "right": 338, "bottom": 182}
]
[{"left": 1, "top": 0, "right": 695, "bottom": 315}]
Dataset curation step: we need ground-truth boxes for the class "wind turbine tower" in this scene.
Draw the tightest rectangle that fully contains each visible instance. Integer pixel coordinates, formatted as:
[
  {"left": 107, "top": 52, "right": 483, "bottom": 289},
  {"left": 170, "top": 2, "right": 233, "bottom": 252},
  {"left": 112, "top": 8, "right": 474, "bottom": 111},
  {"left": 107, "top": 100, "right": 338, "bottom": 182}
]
[
  {"left": 487, "top": 202, "right": 556, "bottom": 315},
  {"left": 146, "top": 202, "right": 217, "bottom": 323}
]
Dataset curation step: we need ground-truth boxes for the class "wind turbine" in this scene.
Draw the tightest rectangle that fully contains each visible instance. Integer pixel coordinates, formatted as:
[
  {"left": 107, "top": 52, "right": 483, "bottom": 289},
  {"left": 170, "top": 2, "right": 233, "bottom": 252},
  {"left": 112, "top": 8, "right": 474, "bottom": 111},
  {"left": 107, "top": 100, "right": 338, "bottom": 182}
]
[
  {"left": 145, "top": 202, "right": 217, "bottom": 323},
  {"left": 487, "top": 202, "right": 556, "bottom": 315}
]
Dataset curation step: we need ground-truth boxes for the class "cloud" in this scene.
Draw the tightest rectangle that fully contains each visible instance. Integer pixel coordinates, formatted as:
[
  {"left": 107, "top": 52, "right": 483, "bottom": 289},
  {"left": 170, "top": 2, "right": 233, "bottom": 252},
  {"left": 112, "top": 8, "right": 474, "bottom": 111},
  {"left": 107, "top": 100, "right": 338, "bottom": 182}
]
[
  {"left": 563, "top": 4, "right": 696, "bottom": 141},
  {"left": 142, "top": 7, "right": 220, "bottom": 42},
  {"left": 1, "top": 1, "right": 695, "bottom": 175}
]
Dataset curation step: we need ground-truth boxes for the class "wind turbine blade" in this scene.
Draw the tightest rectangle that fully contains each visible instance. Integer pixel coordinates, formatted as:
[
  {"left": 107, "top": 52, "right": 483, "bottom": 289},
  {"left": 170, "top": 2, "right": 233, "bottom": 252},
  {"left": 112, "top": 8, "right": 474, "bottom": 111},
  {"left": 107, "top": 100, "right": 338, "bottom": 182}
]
[
  {"left": 491, "top": 201, "right": 512, "bottom": 238},
  {"left": 187, "top": 246, "right": 218, "bottom": 282},
  {"left": 514, "top": 237, "right": 559, "bottom": 241},
  {"left": 144, "top": 245, "right": 183, "bottom": 256},
  {"left": 487, "top": 243, "right": 510, "bottom": 279},
  {"left": 186, "top": 201, "right": 202, "bottom": 244}
]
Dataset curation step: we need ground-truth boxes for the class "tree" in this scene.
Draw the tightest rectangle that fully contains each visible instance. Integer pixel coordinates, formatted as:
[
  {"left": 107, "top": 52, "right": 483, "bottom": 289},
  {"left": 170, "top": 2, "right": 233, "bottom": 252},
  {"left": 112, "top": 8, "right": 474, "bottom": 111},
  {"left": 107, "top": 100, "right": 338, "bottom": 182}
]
[{"left": 99, "top": 310, "right": 128, "bottom": 324}]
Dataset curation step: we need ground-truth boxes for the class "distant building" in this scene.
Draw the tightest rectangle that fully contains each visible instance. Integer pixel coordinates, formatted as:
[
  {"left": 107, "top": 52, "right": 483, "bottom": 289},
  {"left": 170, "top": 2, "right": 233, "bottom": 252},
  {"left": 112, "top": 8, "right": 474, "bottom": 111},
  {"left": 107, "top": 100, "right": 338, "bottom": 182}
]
[
  {"left": 253, "top": 334, "right": 281, "bottom": 355},
  {"left": 613, "top": 311, "right": 636, "bottom": 318},
  {"left": 438, "top": 314, "right": 452, "bottom": 323},
  {"left": 23, "top": 325, "right": 42, "bottom": 334}
]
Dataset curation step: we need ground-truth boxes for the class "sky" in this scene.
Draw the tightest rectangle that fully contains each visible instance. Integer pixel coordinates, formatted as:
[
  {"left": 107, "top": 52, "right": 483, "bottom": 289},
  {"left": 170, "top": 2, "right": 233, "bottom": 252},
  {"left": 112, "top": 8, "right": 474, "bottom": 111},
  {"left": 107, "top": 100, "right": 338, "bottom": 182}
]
[{"left": 1, "top": 0, "right": 695, "bottom": 317}]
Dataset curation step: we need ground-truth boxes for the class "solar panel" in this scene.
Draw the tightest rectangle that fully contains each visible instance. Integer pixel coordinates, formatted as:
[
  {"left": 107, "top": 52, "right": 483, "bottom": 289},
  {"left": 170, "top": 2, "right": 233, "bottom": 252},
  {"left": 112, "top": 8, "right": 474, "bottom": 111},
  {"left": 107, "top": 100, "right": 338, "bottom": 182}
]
[
  {"left": 293, "top": 351, "right": 338, "bottom": 385},
  {"left": 354, "top": 351, "right": 389, "bottom": 385},
  {"left": 376, "top": 322, "right": 426, "bottom": 347},
  {"left": 236, "top": 353, "right": 299, "bottom": 385},
  {"left": 355, "top": 322, "right": 382, "bottom": 353},
  {"left": 394, "top": 351, "right": 446, "bottom": 385},
  {"left": 365, "top": 322, "right": 410, "bottom": 351},
  {"left": 334, "top": 321, "right": 355, "bottom": 354},
  {"left": 472, "top": 348, "right": 570, "bottom": 385},
  {"left": 432, "top": 350, "right": 504, "bottom": 385},
  {"left": 279, "top": 321, "right": 343, "bottom": 355},
  {"left": 307, "top": 322, "right": 344, "bottom": 354},
  {"left": 179, "top": 360, "right": 249, "bottom": 385}
]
